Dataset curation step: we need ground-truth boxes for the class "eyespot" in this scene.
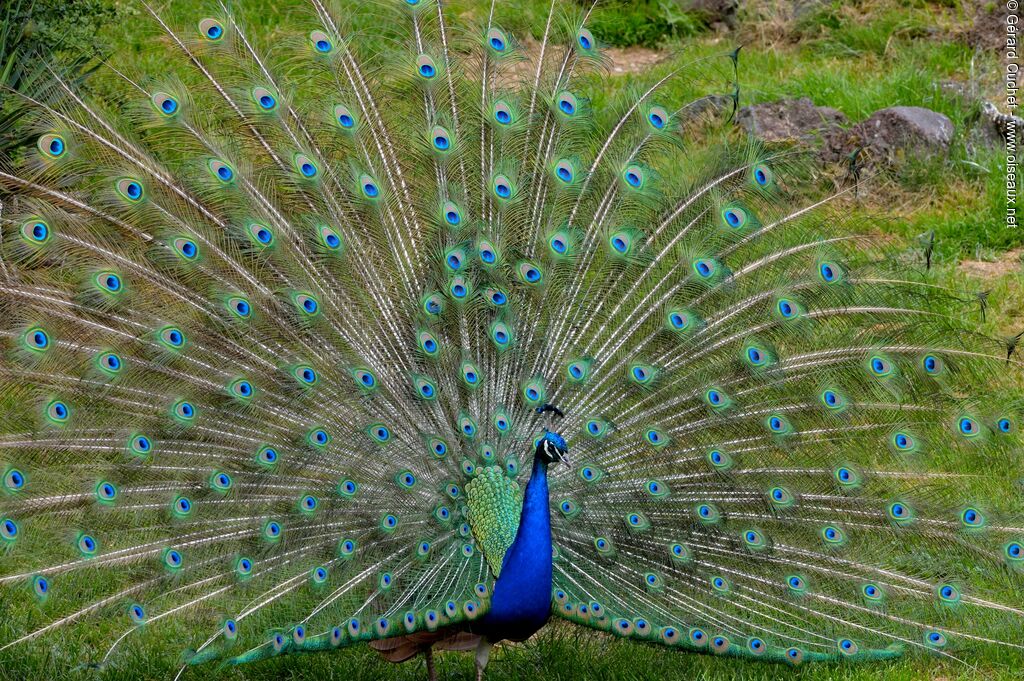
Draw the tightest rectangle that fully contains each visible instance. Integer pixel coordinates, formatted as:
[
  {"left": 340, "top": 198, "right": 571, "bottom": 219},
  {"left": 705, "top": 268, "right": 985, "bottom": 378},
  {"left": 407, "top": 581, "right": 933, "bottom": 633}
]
[
  {"left": 939, "top": 583, "right": 960, "bottom": 603},
  {"left": 257, "top": 446, "right": 279, "bottom": 466},
  {"left": 868, "top": 355, "right": 894, "bottom": 377},
  {"left": 695, "top": 503, "right": 720, "bottom": 523},
  {"left": 494, "top": 411, "right": 511, "bottom": 433},
  {"left": 891, "top": 432, "right": 916, "bottom": 452},
  {"left": 299, "top": 495, "right": 319, "bottom": 513},
  {"left": 777, "top": 298, "right": 802, "bottom": 319},
  {"left": 235, "top": 556, "right": 253, "bottom": 577},
  {"left": 359, "top": 173, "right": 380, "bottom": 199},
  {"left": 24, "top": 327, "right": 50, "bottom": 352},
  {"left": 647, "top": 105, "right": 669, "bottom": 129},
  {"left": 76, "top": 532, "right": 98, "bottom": 556},
  {"left": 1003, "top": 541, "right": 1023, "bottom": 564},
  {"left": 263, "top": 520, "right": 282, "bottom": 541},
  {"left": 293, "top": 293, "right": 319, "bottom": 316},
  {"left": 786, "top": 575, "right": 807, "bottom": 594},
  {"left": 626, "top": 511, "right": 650, "bottom": 530},
  {"left": 310, "top": 30, "right": 333, "bottom": 53},
  {"left": 46, "top": 400, "right": 69, "bottom": 423},
  {"left": 95, "top": 480, "right": 117, "bottom": 503},
  {"left": 958, "top": 416, "right": 980, "bottom": 438},
  {"left": 960, "top": 507, "right": 985, "bottom": 529},
  {"left": 486, "top": 27, "right": 509, "bottom": 52},
  {"left": 96, "top": 351, "right": 124, "bottom": 375},
  {"left": 459, "top": 414, "right": 478, "bottom": 437},
  {"left": 225, "top": 378, "right": 252, "bottom": 401},
  {"left": 644, "top": 428, "right": 668, "bottom": 448},
  {"left": 158, "top": 326, "right": 185, "bottom": 350},
  {"left": 293, "top": 153, "right": 318, "bottom": 178},
  {"left": 461, "top": 361, "right": 482, "bottom": 387},
  {"left": 449, "top": 275, "right": 470, "bottom": 299},
  {"left": 721, "top": 206, "right": 747, "bottom": 229},
  {"left": 4, "top": 468, "right": 25, "bottom": 492},
  {"left": 172, "top": 237, "right": 199, "bottom": 261},
  {"left": 553, "top": 159, "right": 575, "bottom": 184},
  {"left": 752, "top": 163, "right": 773, "bottom": 187},
  {"left": 416, "top": 54, "right": 437, "bottom": 79},
  {"left": 252, "top": 87, "right": 278, "bottom": 111},
  {"left": 172, "top": 400, "right": 196, "bottom": 422},
  {"left": 334, "top": 104, "right": 357, "bottom": 130},
  {"left": 629, "top": 363, "right": 656, "bottom": 385},
  {"left": 556, "top": 91, "right": 578, "bottom": 117},
  {"left": 576, "top": 28, "right": 595, "bottom": 51},
  {"left": 742, "top": 529, "right": 766, "bottom": 549},
  {"left": 116, "top": 178, "right": 144, "bottom": 202},
  {"left": 818, "top": 261, "right": 844, "bottom": 283},
  {"left": 0, "top": 518, "right": 18, "bottom": 541},
  {"left": 768, "top": 486, "right": 794, "bottom": 508},
  {"left": 368, "top": 423, "right": 391, "bottom": 443},
  {"left": 521, "top": 379, "right": 544, "bottom": 405},
  {"left": 227, "top": 296, "right": 251, "bottom": 318},
  {"left": 744, "top": 344, "right": 770, "bottom": 367},
  {"left": 821, "top": 525, "right": 846, "bottom": 546},
  {"left": 421, "top": 292, "right": 444, "bottom": 316},
  {"left": 381, "top": 514, "right": 399, "bottom": 532},
  {"left": 437, "top": 201, "right": 463, "bottom": 227},
  {"left": 785, "top": 648, "right": 805, "bottom": 665},
  {"left": 997, "top": 417, "right": 1013, "bottom": 433},
  {"left": 429, "top": 438, "right": 448, "bottom": 459},
  {"left": 834, "top": 466, "right": 861, "bottom": 488},
  {"left": 207, "top": 159, "right": 235, "bottom": 184},
  {"left": 129, "top": 434, "right": 152, "bottom": 458},
  {"left": 820, "top": 389, "right": 846, "bottom": 411},
  {"left": 559, "top": 498, "right": 579, "bottom": 518},
  {"left": 172, "top": 495, "right": 193, "bottom": 517},
  {"left": 583, "top": 418, "right": 608, "bottom": 438},
  {"left": 493, "top": 100, "right": 514, "bottom": 125},
  {"left": 21, "top": 218, "right": 50, "bottom": 245},
  {"left": 38, "top": 133, "right": 66, "bottom": 158},
  {"left": 125, "top": 602, "right": 145, "bottom": 624},
  {"left": 609, "top": 230, "right": 634, "bottom": 256},
  {"left": 622, "top": 165, "right": 645, "bottom": 189},
  {"left": 886, "top": 501, "right": 914, "bottom": 525},
  {"left": 594, "top": 536, "right": 614, "bottom": 555},
  {"left": 492, "top": 174, "right": 514, "bottom": 199},
  {"left": 692, "top": 258, "right": 717, "bottom": 279},
  {"left": 766, "top": 414, "right": 791, "bottom": 434},
  {"left": 198, "top": 18, "right": 224, "bottom": 41},
  {"left": 163, "top": 548, "right": 183, "bottom": 570},
  {"left": 338, "top": 480, "right": 358, "bottom": 498},
  {"left": 241, "top": 223, "right": 274, "bottom": 248},
  {"left": 290, "top": 365, "right": 317, "bottom": 387},
  {"left": 711, "top": 575, "right": 731, "bottom": 593},
  {"left": 396, "top": 471, "right": 417, "bottom": 490},
  {"left": 412, "top": 375, "right": 438, "bottom": 400},
  {"left": 566, "top": 358, "right": 591, "bottom": 382},
  {"left": 707, "top": 449, "right": 732, "bottom": 470},
  {"left": 478, "top": 443, "right": 496, "bottom": 462},
  {"left": 924, "top": 630, "right": 946, "bottom": 648},
  {"left": 308, "top": 428, "right": 330, "bottom": 447},
  {"left": 210, "top": 471, "right": 232, "bottom": 491}
]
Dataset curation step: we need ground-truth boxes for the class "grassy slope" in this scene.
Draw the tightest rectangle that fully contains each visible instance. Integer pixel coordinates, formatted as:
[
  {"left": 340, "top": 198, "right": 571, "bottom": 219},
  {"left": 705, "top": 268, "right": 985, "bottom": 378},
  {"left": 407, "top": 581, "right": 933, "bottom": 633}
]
[{"left": 4, "top": 1, "right": 1020, "bottom": 679}]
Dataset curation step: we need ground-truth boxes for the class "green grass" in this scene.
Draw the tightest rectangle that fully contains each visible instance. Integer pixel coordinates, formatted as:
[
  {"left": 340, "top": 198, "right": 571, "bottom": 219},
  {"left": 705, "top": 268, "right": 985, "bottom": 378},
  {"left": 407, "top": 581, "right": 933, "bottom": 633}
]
[{"left": 2, "top": 0, "right": 1020, "bottom": 679}]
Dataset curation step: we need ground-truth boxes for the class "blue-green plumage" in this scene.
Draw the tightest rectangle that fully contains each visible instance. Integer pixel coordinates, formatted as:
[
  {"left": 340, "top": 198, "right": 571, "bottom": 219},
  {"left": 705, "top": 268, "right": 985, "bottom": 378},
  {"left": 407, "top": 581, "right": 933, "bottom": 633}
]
[{"left": 0, "top": 1, "right": 1022, "bottom": 678}]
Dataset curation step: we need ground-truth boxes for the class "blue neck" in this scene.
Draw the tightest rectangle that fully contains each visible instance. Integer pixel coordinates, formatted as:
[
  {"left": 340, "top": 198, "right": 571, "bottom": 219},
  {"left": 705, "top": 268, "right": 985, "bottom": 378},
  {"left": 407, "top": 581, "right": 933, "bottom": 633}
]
[{"left": 478, "top": 456, "right": 553, "bottom": 641}]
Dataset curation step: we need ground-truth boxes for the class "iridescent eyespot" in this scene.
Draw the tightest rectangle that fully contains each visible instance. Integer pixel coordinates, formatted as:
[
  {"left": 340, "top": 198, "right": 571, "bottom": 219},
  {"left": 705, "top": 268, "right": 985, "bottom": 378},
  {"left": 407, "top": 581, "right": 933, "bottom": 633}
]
[
  {"left": 208, "top": 159, "right": 235, "bottom": 183},
  {"left": 174, "top": 237, "right": 199, "bottom": 260},
  {"left": 97, "top": 351, "right": 124, "bottom": 375},
  {"left": 252, "top": 87, "right": 277, "bottom": 111},
  {"left": 172, "top": 400, "right": 196, "bottom": 421},
  {"left": 263, "top": 520, "right": 282, "bottom": 540},
  {"left": 129, "top": 434, "right": 152, "bottom": 457},
  {"left": 229, "top": 379, "right": 253, "bottom": 400},
  {"left": 556, "top": 92, "right": 578, "bottom": 117},
  {"left": 21, "top": 218, "right": 50, "bottom": 245},
  {"left": 430, "top": 125, "right": 452, "bottom": 152},
  {"left": 752, "top": 164, "right": 773, "bottom": 187},
  {"left": 622, "top": 165, "right": 645, "bottom": 189},
  {"left": 924, "top": 631, "right": 946, "bottom": 648},
  {"left": 576, "top": 28, "right": 595, "bottom": 51},
  {"left": 38, "top": 133, "right": 66, "bottom": 158},
  {"left": 997, "top": 417, "right": 1014, "bottom": 433},
  {"left": 818, "top": 261, "right": 843, "bottom": 283},
  {"left": 486, "top": 27, "right": 509, "bottom": 52},
  {"left": 647, "top": 105, "right": 668, "bottom": 129},
  {"left": 863, "top": 584, "right": 885, "bottom": 602},
  {"left": 868, "top": 355, "right": 893, "bottom": 377},
  {"left": 553, "top": 159, "right": 575, "bottom": 184},
  {"left": 416, "top": 54, "right": 437, "bottom": 79},
  {"left": 172, "top": 496, "right": 193, "bottom": 516},
  {"left": 46, "top": 400, "right": 69, "bottom": 423},
  {"left": 722, "top": 206, "right": 746, "bottom": 229},
  {"left": 95, "top": 480, "right": 117, "bottom": 503},
  {"left": 310, "top": 30, "right": 333, "bottom": 53},
  {"left": 442, "top": 201, "right": 463, "bottom": 227},
  {"left": 199, "top": 18, "right": 224, "bottom": 41},
  {"left": 493, "top": 100, "right": 514, "bottom": 125},
  {"left": 77, "top": 533, "right": 98, "bottom": 555},
  {"left": 151, "top": 92, "right": 179, "bottom": 117},
  {"left": 958, "top": 416, "right": 980, "bottom": 438},
  {"left": 159, "top": 326, "right": 185, "bottom": 349},
  {"left": 227, "top": 296, "right": 251, "bottom": 318},
  {"left": 164, "top": 548, "right": 183, "bottom": 570},
  {"left": 4, "top": 468, "right": 25, "bottom": 491},
  {"left": 211, "top": 471, "right": 232, "bottom": 491},
  {"left": 0, "top": 518, "right": 18, "bottom": 541},
  {"left": 235, "top": 556, "right": 253, "bottom": 576},
  {"left": 334, "top": 104, "right": 357, "bottom": 129},
  {"left": 25, "top": 327, "right": 50, "bottom": 352},
  {"left": 309, "top": 428, "right": 330, "bottom": 447},
  {"left": 116, "top": 178, "right": 144, "bottom": 202},
  {"left": 493, "top": 174, "right": 514, "bottom": 199}
]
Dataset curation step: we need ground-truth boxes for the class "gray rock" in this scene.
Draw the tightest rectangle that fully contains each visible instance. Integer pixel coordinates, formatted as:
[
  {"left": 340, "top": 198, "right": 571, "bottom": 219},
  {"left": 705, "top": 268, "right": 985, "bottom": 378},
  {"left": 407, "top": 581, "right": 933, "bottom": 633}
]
[
  {"left": 736, "top": 97, "right": 848, "bottom": 143},
  {"left": 819, "top": 106, "right": 956, "bottom": 165},
  {"left": 849, "top": 106, "right": 954, "bottom": 160}
]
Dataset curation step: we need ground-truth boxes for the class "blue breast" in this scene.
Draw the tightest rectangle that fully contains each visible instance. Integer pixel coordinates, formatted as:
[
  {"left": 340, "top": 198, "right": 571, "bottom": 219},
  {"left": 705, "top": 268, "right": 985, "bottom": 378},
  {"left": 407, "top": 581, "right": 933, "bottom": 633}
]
[{"left": 478, "top": 458, "right": 552, "bottom": 642}]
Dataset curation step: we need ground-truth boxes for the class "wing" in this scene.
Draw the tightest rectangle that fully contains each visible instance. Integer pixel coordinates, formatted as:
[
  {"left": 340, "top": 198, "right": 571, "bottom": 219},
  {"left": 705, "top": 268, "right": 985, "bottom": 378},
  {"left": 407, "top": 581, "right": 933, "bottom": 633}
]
[{"left": 467, "top": 466, "right": 523, "bottom": 577}]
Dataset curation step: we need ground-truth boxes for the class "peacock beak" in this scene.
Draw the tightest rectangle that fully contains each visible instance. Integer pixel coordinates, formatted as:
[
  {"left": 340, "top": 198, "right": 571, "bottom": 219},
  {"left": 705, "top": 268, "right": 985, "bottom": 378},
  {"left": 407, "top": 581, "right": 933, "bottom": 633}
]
[{"left": 556, "top": 449, "right": 569, "bottom": 467}]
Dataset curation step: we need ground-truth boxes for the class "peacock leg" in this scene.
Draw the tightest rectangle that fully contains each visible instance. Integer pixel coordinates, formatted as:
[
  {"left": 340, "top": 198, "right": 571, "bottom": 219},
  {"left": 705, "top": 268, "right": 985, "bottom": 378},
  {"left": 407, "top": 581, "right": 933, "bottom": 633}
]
[
  {"left": 474, "top": 638, "right": 492, "bottom": 681},
  {"left": 425, "top": 648, "right": 436, "bottom": 681}
]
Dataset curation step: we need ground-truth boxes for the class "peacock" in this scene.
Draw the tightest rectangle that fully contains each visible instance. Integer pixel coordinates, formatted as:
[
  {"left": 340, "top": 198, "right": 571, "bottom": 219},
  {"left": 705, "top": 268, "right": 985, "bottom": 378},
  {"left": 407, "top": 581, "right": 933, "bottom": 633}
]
[{"left": 1, "top": 1, "right": 1023, "bottom": 679}]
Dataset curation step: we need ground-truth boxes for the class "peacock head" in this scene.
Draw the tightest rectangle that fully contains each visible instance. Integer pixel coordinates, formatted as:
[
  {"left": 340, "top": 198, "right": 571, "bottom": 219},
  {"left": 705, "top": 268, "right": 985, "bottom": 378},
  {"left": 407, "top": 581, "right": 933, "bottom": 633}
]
[{"left": 536, "top": 431, "right": 569, "bottom": 466}]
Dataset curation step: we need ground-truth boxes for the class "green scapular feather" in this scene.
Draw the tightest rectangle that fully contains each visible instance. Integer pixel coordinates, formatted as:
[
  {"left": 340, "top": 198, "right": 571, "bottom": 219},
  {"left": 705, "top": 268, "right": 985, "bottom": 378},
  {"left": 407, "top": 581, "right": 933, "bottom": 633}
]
[{"left": 0, "top": 0, "right": 1022, "bottom": 678}]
